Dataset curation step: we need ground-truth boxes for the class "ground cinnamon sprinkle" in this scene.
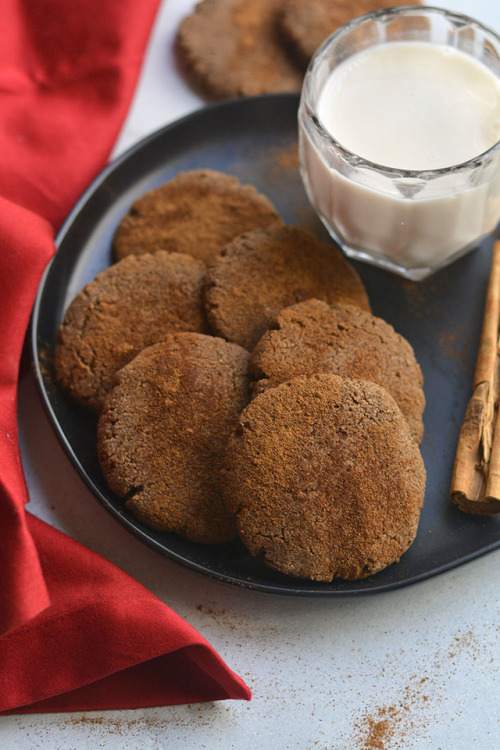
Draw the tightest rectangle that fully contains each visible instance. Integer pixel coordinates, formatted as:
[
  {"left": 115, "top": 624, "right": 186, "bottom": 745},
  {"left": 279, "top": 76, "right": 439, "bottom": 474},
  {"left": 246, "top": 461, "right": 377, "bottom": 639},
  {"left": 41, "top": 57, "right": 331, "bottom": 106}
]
[
  {"left": 400, "top": 276, "right": 440, "bottom": 320},
  {"left": 364, "top": 715, "right": 394, "bottom": 749},
  {"left": 352, "top": 626, "right": 491, "bottom": 749},
  {"left": 437, "top": 328, "right": 471, "bottom": 370},
  {"left": 275, "top": 142, "right": 299, "bottom": 170},
  {"left": 353, "top": 674, "right": 434, "bottom": 749},
  {"left": 252, "top": 141, "right": 300, "bottom": 186},
  {"left": 355, "top": 705, "right": 402, "bottom": 749},
  {"left": 35, "top": 338, "right": 53, "bottom": 382}
]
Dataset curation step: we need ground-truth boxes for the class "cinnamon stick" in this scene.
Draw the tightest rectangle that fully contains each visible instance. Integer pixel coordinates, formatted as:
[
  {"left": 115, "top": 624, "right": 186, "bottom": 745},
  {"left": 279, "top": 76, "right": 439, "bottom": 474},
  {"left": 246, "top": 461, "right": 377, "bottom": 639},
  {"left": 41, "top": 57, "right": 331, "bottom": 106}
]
[{"left": 450, "top": 240, "right": 500, "bottom": 514}]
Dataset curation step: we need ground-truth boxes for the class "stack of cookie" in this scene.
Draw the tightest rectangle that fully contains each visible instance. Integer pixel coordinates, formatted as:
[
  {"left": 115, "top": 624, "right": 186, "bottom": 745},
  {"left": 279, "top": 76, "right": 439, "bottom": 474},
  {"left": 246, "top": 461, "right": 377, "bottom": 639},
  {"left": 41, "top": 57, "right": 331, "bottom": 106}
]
[
  {"left": 55, "top": 168, "right": 426, "bottom": 581},
  {"left": 175, "top": 0, "right": 419, "bottom": 99}
]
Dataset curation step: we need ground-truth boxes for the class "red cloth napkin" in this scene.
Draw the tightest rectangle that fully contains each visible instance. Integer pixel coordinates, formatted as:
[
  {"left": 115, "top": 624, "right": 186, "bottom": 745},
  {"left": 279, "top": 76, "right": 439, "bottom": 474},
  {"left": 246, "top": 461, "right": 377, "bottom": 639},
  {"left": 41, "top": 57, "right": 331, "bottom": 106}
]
[
  {"left": 0, "top": 0, "right": 251, "bottom": 712},
  {"left": 1, "top": 516, "right": 250, "bottom": 713}
]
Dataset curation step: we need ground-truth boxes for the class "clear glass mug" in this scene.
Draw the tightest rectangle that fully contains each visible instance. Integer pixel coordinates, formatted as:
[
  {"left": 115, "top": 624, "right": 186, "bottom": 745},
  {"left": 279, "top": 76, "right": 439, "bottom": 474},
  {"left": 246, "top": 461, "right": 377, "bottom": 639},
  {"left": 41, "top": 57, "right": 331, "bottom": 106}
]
[{"left": 298, "top": 6, "right": 500, "bottom": 281}]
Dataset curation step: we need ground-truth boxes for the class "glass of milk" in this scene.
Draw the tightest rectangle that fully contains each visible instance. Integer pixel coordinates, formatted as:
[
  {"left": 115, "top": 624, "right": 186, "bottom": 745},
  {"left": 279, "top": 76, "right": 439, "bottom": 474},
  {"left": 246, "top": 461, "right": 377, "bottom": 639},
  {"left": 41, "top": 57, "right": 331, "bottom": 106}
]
[{"left": 298, "top": 6, "right": 500, "bottom": 280}]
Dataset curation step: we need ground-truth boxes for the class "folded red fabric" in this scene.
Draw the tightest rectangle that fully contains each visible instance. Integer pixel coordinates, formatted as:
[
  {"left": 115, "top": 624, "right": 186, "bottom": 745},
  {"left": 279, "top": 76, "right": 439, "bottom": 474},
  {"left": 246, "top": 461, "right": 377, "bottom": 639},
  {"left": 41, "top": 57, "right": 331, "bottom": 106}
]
[
  {"left": 0, "top": 198, "right": 54, "bottom": 635},
  {"left": 1, "top": 516, "right": 250, "bottom": 713},
  {"left": 0, "top": 0, "right": 251, "bottom": 711}
]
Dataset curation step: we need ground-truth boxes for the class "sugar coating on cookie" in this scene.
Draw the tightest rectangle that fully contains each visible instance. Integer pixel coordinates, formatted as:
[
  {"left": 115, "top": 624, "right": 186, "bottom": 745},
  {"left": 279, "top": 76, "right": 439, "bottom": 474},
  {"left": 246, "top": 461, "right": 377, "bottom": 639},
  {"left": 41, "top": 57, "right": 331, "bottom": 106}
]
[
  {"left": 97, "top": 333, "right": 251, "bottom": 544},
  {"left": 113, "top": 169, "right": 283, "bottom": 265},
  {"left": 280, "top": 0, "right": 420, "bottom": 66},
  {"left": 221, "top": 373, "right": 426, "bottom": 580},
  {"left": 54, "top": 251, "right": 208, "bottom": 413},
  {"left": 176, "top": 0, "right": 304, "bottom": 100},
  {"left": 204, "top": 225, "right": 370, "bottom": 350},
  {"left": 250, "top": 299, "right": 425, "bottom": 443}
]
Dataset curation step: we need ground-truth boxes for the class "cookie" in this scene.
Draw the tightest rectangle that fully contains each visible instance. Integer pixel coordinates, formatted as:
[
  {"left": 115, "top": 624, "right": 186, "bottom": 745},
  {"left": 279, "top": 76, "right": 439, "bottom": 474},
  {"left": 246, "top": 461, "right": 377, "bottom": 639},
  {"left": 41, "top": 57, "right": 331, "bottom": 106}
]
[
  {"left": 204, "top": 225, "right": 370, "bottom": 350},
  {"left": 113, "top": 169, "right": 283, "bottom": 265},
  {"left": 54, "top": 251, "right": 208, "bottom": 413},
  {"left": 250, "top": 299, "right": 425, "bottom": 443},
  {"left": 176, "top": 0, "right": 304, "bottom": 99},
  {"left": 221, "top": 373, "right": 426, "bottom": 580},
  {"left": 280, "top": 0, "right": 421, "bottom": 66},
  {"left": 97, "top": 333, "right": 251, "bottom": 544}
]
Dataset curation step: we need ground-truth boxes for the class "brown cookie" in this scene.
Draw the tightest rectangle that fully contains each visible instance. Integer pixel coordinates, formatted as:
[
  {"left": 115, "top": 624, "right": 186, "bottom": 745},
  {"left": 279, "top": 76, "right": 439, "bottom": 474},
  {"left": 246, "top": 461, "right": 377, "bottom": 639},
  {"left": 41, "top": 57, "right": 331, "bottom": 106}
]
[
  {"left": 97, "top": 333, "right": 251, "bottom": 544},
  {"left": 221, "top": 373, "right": 426, "bottom": 580},
  {"left": 250, "top": 299, "right": 425, "bottom": 443},
  {"left": 280, "top": 0, "right": 421, "bottom": 66},
  {"left": 54, "top": 251, "right": 208, "bottom": 413},
  {"left": 176, "top": 0, "right": 304, "bottom": 99},
  {"left": 204, "top": 225, "right": 370, "bottom": 350},
  {"left": 113, "top": 169, "right": 283, "bottom": 265}
]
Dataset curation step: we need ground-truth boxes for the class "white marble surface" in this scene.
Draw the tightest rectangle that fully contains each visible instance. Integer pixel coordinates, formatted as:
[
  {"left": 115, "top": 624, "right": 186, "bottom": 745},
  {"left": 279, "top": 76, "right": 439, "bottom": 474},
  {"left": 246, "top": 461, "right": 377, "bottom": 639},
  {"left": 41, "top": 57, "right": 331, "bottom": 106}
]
[{"left": 3, "top": 1, "right": 500, "bottom": 748}]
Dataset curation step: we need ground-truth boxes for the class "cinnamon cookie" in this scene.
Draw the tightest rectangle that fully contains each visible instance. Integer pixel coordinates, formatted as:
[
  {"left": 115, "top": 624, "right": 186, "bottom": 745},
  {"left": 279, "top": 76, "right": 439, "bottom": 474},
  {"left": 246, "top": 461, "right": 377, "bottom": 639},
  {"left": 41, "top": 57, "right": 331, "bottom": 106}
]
[
  {"left": 54, "top": 251, "right": 208, "bottom": 412},
  {"left": 251, "top": 299, "right": 425, "bottom": 443},
  {"left": 98, "top": 333, "right": 251, "bottom": 544},
  {"left": 204, "top": 225, "right": 370, "bottom": 350},
  {"left": 113, "top": 169, "right": 282, "bottom": 265},
  {"left": 176, "top": 0, "right": 303, "bottom": 99},
  {"left": 280, "top": 0, "right": 421, "bottom": 66},
  {"left": 221, "top": 373, "right": 426, "bottom": 580}
]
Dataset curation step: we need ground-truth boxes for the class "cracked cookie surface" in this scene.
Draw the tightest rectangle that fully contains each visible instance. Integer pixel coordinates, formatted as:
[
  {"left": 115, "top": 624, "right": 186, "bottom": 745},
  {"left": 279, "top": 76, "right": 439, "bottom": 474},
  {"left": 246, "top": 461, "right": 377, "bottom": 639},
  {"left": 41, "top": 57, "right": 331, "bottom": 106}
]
[
  {"left": 221, "top": 373, "right": 426, "bottom": 580},
  {"left": 204, "top": 225, "right": 370, "bottom": 351},
  {"left": 250, "top": 299, "right": 425, "bottom": 443},
  {"left": 54, "top": 251, "right": 208, "bottom": 412},
  {"left": 113, "top": 169, "right": 283, "bottom": 265},
  {"left": 280, "top": 0, "right": 420, "bottom": 66},
  {"left": 176, "top": 0, "right": 304, "bottom": 99},
  {"left": 97, "top": 333, "right": 251, "bottom": 543}
]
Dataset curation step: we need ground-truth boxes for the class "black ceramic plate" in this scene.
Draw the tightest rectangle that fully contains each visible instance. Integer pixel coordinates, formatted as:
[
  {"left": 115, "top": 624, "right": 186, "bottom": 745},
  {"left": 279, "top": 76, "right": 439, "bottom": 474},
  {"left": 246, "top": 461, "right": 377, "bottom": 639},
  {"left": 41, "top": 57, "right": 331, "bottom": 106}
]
[{"left": 32, "top": 94, "right": 500, "bottom": 596}]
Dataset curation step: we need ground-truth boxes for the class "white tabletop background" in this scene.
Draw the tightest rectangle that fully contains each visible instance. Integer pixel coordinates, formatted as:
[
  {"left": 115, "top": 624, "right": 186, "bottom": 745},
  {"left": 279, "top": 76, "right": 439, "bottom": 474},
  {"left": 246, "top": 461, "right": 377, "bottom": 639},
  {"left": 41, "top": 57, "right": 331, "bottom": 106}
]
[{"left": 3, "top": 1, "right": 500, "bottom": 748}]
